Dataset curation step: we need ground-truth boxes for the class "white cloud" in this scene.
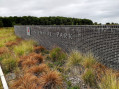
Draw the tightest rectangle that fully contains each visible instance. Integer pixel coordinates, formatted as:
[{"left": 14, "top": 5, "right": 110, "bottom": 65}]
[{"left": 0, "top": 0, "right": 119, "bottom": 23}]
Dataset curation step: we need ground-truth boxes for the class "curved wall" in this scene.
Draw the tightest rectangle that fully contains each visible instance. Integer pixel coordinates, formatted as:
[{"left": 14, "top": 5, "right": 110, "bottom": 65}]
[{"left": 14, "top": 25, "right": 119, "bottom": 69}]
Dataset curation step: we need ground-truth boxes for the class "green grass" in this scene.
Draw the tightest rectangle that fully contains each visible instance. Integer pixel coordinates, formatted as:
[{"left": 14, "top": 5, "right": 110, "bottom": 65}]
[
  {"left": 66, "top": 50, "right": 83, "bottom": 66},
  {"left": 50, "top": 47, "right": 66, "bottom": 61},
  {"left": 82, "top": 68, "right": 97, "bottom": 87},
  {"left": 0, "top": 35, "right": 17, "bottom": 47},
  {"left": 82, "top": 53, "right": 96, "bottom": 68},
  {"left": 0, "top": 28, "right": 16, "bottom": 47},
  {"left": 1, "top": 56, "right": 18, "bottom": 73},
  {"left": 49, "top": 47, "right": 67, "bottom": 66},
  {"left": 99, "top": 70, "right": 119, "bottom": 89},
  {"left": 13, "top": 40, "right": 36, "bottom": 56}
]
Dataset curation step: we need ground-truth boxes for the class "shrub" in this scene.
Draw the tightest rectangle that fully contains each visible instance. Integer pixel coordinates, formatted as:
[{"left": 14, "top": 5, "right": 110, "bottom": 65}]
[
  {"left": 82, "top": 68, "right": 97, "bottom": 87},
  {"left": 14, "top": 40, "right": 36, "bottom": 56},
  {"left": 99, "top": 70, "right": 119, "bottom": 89},
  {"left": 67, "top": 50, "right": 83, "bottom": 66},
  {"left": 39, "top": 71, "right": 63, "bottom": 89},
  {"left": 49, "top": 47, "right": 66, "bottom": 62},
  {"left": 1, "top": 57, "right": 17, "bottom": 73},
  {"left": 82, "top": 53, "right": 96, "bottom": 68}
]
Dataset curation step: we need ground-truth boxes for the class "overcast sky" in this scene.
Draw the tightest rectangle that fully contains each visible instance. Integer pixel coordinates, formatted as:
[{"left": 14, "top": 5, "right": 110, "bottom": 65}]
[{"left": 0, "top": 0, "right": 119, "bottom": 23}]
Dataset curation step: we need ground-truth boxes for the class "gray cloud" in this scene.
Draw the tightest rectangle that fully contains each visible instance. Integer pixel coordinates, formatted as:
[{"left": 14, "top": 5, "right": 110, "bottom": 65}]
[{"left": 0, "top": 0, "right": 119, "bottom": 23}]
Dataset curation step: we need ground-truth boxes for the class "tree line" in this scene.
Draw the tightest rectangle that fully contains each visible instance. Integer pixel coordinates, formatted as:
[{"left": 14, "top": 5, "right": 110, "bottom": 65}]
[{"left": 0, "top": 16, "right": 93, "bottom": 27}]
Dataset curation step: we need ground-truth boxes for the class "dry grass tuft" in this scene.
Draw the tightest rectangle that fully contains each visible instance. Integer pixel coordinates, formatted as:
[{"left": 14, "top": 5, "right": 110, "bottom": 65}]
[
  {"left": 27, "top": 64, "right": 50, "bottom": 76},
  {"left": 82, "top": 53, "right": 96, "bottom": 68},
  {"left": 0, "top": 47, "right": 9, "bottom": 55},
  {"left": 93, "top": 63, "right": 107, "bottom": 81},
  {"left": 31, "top": 54, "right": 44, "bottom": 64},
  {"left": 21, "top": 58, "right": 38, "bottom": 69},
  {"left": 16, "top": 38, "right": 23, "bottom": 42},
  {"left": 115, "top": 72, "right": 119, "bottom": 78},
  {"left": 39, "top": 71, "right": 63, "bottom": 89},
  {"left": 5, "top": 41, "right": 17, "bottom": 47},
  {"left": 18, "top": 52, "right": 37, "bottom": 66},
  {"left": 34, "top": 46, "right": 45, "bottom": 53},
  {"left": 12, "top": 73, "right": 40, "bottom": 89}
]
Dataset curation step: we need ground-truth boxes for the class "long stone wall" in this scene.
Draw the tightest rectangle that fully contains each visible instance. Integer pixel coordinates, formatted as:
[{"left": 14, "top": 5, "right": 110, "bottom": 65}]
[{"left": 14, "top": 25, "right": 119, "bottom": 69}]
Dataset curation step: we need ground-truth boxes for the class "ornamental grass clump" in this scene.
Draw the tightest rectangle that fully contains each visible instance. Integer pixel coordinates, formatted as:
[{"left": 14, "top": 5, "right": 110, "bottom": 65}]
[
  {"left": 49, "top": 47, "right": 66, "bottom": 62},
  {"left": 39, "top": 71, "right": 63, "bottom": 89},
  {"left": 27, "top": 64, "right": 50, "bottom": 76},
  {"left": 67, "top": 50, "right": 83, "bottom": 66},
  {"left": 12, "top": 73, "right": 40, "bottom": 89},
  {"left": 31, "top": 53, "right": 44, "bottom": 64},
  {"left": 82, "top": 68, "right": 97, "bottom": 87},
  {"left": 82, "top": 53, "right": 96, "bottom": 68},
  {"left": 18, "top": 53, "right": 41, "bottom": 67},
  {"left": 93, "top": 62, "right": 107, "bottom": 81},
  {"left": 34, "top": 46, "right": 46, "bottom": 53},
  {"left": 99, "top": 70, "right": 119, "bottom": 89},
  {"left": 21, "top": 58, "right": 38, "bottom": 69}
]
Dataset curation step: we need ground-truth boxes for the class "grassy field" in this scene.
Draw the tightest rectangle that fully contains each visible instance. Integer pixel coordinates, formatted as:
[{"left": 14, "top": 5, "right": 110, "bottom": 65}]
[{"left": 0, "top": 28, "right": 119, "bottom": 89}]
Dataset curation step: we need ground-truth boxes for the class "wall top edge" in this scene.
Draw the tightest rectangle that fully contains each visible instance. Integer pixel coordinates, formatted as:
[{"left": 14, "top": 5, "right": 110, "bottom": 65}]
[{"left": 14, "top": 25, "right": 119, "bottom": 28}]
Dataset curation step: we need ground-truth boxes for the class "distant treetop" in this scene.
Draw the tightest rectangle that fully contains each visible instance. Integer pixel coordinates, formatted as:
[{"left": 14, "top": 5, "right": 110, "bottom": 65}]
[
  {"left": 0, "top": 16, "right": 93, "bottom": 27},
  {"left": 0, "top": 16, "right": 118, "bottom": 27}
]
